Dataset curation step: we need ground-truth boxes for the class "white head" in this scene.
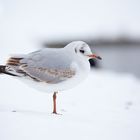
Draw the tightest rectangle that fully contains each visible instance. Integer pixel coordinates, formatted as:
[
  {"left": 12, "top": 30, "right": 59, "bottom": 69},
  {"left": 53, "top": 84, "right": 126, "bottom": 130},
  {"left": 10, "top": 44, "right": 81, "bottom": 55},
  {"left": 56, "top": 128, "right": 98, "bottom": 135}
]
[{"left": 65, "top": 41, "right": 102, "bottom": 60}]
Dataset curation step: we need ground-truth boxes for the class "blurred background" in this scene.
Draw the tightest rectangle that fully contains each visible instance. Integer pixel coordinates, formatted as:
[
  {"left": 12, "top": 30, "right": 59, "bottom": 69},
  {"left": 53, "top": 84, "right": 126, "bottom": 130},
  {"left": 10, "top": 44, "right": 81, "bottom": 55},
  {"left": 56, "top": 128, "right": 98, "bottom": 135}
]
[{"left": 0, "top": 0, "right": 140, "bottom": 77}]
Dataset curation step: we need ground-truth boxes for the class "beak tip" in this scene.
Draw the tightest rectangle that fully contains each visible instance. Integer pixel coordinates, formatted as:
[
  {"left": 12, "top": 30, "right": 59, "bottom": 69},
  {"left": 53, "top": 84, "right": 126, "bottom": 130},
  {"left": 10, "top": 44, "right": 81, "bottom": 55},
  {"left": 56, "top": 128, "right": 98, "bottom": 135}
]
[{"left": 97, "top": 56, "right": 102, "bottom": 60}]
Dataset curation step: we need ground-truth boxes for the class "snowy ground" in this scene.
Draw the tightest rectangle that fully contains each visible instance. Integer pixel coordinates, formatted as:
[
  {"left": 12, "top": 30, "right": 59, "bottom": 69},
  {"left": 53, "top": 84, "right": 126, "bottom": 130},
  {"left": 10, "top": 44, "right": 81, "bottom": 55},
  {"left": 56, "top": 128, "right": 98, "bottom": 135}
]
[{"left": 0, "top": 69, "right": 140, "bottom": 140}]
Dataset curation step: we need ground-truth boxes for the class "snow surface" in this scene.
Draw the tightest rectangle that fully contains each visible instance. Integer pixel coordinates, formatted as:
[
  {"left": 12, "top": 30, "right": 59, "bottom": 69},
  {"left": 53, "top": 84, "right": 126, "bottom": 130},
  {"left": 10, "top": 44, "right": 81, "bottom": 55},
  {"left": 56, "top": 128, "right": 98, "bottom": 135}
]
[{"left": 0, "top": 70, "right": 140, "bottom": 140}]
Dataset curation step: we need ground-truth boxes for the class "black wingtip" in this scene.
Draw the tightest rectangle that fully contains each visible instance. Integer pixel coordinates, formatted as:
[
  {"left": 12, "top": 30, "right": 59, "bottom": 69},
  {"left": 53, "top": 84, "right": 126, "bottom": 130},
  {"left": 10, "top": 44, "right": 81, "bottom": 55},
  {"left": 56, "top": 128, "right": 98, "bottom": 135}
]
[
  {"left": 0, "top": 65, "right": 18, "bottom": 76},
  {"left": 0, "top": 65, "right": 6, "bottom": 73}
]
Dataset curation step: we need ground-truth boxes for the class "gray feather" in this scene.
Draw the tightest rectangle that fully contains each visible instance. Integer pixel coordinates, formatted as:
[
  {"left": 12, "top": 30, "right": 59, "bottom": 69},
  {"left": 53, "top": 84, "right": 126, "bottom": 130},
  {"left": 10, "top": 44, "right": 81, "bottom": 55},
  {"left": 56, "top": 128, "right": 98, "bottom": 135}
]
[{"left": 18, "top": 48, "right": 76, "bottom": 83}]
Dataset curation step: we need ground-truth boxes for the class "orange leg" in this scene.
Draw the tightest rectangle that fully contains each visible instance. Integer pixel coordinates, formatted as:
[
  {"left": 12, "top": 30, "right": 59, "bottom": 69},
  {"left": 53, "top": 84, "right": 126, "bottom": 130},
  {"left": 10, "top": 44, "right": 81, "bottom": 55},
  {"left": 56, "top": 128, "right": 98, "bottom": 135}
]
[{"left": 52, "top": 92, "right": 58, "bottom": 114}]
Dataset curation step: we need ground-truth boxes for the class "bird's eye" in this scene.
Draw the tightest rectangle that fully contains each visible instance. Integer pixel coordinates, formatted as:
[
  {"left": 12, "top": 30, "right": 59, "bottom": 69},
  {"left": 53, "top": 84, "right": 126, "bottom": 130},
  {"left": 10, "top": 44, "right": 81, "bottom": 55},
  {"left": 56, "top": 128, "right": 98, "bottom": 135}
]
[{"left": 80, "top": 50, "right": 85, "bottom": 53}]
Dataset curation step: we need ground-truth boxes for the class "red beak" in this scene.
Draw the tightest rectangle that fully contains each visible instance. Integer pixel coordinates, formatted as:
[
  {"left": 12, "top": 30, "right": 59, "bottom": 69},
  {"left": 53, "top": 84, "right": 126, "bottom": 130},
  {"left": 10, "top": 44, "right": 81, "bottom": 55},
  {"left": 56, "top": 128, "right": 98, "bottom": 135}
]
[{"left": 87, "top": 54, "right": 102, "bottom": 60}]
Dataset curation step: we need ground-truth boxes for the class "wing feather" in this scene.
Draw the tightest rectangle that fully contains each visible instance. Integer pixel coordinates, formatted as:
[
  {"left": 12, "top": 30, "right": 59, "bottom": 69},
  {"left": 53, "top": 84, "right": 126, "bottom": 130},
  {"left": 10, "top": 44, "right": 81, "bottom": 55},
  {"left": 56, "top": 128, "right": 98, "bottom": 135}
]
[
  {"left": 20, "top": 64, "right": 76, "bottom": 84},
  {"left": 6, "top": 49, "right": 76, "bottom": 83}
]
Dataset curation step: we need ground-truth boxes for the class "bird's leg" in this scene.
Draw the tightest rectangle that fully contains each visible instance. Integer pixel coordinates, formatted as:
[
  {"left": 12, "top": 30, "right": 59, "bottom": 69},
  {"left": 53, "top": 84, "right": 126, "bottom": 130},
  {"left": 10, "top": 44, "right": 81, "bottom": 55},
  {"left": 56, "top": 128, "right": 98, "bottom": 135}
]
[{"left": 52, "top": 91, "right": 58, "bottom": 114}]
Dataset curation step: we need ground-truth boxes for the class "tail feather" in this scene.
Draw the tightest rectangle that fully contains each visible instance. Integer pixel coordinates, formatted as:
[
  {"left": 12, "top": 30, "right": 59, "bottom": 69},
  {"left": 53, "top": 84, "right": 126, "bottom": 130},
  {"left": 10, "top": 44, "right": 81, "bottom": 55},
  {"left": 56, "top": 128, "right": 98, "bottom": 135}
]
[
  {"left": 0, "top": 65, "right": 17, "bottom": 76},
  {"left": 6, "top": 57, "right": 23, "bottom": 66}
]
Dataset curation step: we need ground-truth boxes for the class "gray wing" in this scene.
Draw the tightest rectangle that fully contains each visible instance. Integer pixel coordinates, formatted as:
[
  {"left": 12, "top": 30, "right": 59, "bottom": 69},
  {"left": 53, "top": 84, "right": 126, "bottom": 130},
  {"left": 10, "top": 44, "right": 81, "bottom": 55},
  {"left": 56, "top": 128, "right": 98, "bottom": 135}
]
[
  {"left": 20, "top": 64, "right": 76, "bottom": 83},
  {"left": 17, "top": 49, "right": 76, "bottom": 84}
]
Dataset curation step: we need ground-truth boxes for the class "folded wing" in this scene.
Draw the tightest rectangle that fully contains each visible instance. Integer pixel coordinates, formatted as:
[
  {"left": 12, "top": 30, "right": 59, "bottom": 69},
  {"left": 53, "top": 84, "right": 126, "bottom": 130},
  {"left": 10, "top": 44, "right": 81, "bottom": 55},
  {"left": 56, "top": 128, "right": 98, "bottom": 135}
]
[{"left": 6, "top": 50, "right": 76, "bottom": 84}]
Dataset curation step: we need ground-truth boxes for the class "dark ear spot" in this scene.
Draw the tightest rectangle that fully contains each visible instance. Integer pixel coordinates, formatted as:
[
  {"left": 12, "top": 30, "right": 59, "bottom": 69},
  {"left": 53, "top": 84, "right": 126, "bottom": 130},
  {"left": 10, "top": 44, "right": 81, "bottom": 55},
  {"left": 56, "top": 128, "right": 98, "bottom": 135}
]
[{"left": 75, "top": 48, "right": 77, "bottom": 53}]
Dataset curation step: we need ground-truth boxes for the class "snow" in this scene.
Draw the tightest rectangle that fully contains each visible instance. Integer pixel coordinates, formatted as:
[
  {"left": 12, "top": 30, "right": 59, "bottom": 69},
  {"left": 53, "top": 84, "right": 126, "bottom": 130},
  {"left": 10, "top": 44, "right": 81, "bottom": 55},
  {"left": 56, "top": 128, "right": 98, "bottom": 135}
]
[{"left": 0, "top": 70, "right": 140, "bottom": 140}]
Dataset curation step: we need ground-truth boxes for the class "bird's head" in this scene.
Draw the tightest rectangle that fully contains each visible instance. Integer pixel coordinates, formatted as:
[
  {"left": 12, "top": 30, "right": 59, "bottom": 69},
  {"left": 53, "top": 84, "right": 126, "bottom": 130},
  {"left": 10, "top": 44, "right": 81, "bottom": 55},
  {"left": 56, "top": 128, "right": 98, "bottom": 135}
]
[{"left": 65, "top": 41, "right": 102, "bottom": 60}]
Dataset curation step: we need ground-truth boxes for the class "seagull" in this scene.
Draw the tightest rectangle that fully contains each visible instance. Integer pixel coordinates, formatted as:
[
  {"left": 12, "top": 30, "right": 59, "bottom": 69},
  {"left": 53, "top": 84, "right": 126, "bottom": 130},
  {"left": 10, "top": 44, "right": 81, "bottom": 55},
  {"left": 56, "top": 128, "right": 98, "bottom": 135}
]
[{"left": 0, "top": 41, "right": 101, "bottom": 114}]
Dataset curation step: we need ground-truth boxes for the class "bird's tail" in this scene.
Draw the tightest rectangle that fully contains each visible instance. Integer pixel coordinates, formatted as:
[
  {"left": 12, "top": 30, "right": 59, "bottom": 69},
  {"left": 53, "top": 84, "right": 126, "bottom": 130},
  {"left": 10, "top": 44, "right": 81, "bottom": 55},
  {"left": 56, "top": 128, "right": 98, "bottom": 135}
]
[{"left": 0, "top": 65, "right": 17, "bottom": 76}]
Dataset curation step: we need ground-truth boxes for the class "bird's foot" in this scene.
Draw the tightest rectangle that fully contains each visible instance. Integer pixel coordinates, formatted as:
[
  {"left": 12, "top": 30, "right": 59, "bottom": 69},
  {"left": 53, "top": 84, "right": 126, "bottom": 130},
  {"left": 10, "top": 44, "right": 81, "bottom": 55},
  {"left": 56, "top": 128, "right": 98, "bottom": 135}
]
[{"left": 52, "top": 112, "right": 62, "bottom": 115}]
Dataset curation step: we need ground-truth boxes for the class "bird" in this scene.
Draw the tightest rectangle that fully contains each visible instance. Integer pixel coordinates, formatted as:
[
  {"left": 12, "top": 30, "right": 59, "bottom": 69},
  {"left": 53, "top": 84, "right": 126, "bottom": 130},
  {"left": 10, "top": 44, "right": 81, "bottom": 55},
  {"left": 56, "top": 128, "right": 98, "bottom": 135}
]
[{"left": 0, "top": 41, "right": 101, "bottom": 114}]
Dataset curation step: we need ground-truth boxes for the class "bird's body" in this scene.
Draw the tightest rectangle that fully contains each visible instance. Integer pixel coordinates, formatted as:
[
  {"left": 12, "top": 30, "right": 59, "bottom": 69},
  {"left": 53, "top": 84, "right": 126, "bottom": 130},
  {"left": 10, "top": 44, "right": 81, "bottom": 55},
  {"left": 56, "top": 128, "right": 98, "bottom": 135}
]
[
  {"left": 13, "top": 47, "right": 90, "bottom": 93},
  {"left": 0, "top": 41, "right": 101, "bottom": 114}
]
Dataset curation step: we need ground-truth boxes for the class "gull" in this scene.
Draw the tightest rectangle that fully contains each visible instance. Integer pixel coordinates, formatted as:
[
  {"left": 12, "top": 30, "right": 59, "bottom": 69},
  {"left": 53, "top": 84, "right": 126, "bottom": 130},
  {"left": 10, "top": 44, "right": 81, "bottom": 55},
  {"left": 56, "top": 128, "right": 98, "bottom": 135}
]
[{"left": 0, "top": 41, "right": 101, "bottom": 114}]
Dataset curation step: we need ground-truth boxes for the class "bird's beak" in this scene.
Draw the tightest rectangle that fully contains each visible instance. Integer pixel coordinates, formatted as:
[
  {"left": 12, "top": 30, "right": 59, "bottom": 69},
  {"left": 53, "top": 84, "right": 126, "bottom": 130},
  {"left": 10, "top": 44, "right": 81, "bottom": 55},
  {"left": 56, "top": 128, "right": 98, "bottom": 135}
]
[{"left": 87, "top": 54, "right": 102, "bottom": 60}]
